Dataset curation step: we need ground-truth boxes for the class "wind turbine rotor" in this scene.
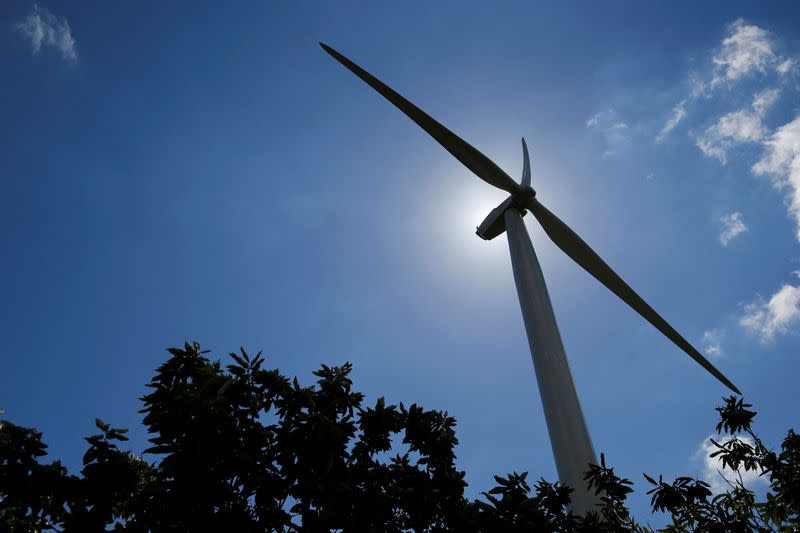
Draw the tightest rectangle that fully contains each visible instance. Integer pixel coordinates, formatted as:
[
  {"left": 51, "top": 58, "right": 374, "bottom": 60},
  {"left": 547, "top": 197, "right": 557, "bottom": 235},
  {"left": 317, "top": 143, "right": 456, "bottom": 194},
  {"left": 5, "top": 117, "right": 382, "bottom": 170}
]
[{"left": 321, "top": 42, "right": 740, "bottom": 395}]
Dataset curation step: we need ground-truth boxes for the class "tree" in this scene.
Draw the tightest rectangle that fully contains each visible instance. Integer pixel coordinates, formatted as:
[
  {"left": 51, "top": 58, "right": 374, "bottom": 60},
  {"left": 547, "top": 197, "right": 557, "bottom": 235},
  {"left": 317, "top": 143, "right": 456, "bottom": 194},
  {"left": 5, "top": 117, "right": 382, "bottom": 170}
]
[{"left": 1, "top": 342, "right": 798, "bottom": 531}]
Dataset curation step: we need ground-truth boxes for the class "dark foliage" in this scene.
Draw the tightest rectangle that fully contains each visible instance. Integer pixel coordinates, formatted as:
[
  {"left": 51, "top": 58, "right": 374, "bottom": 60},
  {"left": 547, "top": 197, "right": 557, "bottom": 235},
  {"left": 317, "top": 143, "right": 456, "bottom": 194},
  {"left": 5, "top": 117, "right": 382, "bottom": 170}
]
[{"left": 1, "top": 343, "right": 797, "bottom": 531}]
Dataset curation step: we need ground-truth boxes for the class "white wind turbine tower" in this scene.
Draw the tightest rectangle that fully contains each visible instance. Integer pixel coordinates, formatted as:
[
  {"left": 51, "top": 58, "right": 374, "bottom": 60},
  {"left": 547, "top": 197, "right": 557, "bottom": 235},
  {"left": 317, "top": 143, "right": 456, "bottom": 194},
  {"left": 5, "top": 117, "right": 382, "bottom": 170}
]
[{"left": 320, "top": 43, "right": 740, "bottom": 515}]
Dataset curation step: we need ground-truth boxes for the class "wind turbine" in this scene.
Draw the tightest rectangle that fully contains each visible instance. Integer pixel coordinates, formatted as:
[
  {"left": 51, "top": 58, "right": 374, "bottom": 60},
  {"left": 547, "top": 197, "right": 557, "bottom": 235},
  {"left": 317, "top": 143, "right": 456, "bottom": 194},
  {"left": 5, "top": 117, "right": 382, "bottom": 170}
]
[{"left": 320, "top": 43, "right": 740, "bottom": 514}]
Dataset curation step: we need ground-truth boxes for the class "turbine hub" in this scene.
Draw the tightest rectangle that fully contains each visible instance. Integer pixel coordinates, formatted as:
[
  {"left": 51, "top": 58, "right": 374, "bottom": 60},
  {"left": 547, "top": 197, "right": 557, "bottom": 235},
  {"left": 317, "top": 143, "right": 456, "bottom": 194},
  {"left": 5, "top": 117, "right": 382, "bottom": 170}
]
[{"left": 513, "top": 185, "right": 536, "bottom": 205}]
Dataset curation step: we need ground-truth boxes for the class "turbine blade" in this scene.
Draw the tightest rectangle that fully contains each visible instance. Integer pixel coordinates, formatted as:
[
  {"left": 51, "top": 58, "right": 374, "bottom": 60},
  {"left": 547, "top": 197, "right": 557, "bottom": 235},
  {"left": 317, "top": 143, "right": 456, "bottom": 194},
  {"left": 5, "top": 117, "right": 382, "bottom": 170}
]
[
  {"left": 320, "top": 43, "right": 520, "bottom": 195},
  {"left": 521, "top": 138, "right": 531, "bottom": 187},
  {"left": 527, "top": 198, "right": 741, "bottom": 395}
]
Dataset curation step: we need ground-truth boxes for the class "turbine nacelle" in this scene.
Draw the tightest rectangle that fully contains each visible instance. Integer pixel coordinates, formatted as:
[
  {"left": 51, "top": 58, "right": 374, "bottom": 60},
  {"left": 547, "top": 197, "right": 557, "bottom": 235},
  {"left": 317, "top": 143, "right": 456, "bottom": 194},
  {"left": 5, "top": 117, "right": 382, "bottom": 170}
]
[{"left": 476, "top": 196, "right": 516, "bottom": 241}]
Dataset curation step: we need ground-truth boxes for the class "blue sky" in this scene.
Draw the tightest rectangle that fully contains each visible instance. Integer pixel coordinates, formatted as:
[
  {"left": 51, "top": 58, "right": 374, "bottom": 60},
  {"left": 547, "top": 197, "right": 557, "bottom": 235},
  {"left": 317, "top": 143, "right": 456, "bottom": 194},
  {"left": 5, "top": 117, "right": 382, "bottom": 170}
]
[{"left": 2, "top": 0, "right": 799, "bottom": 522}]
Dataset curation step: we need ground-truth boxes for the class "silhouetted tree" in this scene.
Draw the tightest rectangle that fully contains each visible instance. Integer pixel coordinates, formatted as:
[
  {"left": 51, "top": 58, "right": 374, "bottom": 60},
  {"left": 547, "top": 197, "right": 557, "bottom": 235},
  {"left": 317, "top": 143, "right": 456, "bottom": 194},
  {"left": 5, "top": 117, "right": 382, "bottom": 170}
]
[{"left": 1, "top": 342, "right": 798, "bottom": 531}]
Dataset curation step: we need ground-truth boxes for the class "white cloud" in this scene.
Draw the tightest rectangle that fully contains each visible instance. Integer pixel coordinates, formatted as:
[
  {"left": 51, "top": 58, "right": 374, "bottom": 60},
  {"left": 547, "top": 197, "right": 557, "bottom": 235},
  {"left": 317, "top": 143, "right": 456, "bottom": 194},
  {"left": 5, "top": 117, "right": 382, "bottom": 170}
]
[
  {"left": 740, "top": 275, "right": 800, "bottom": 341},
  {"left": 776, "top": 58, "right": 795, "bottom": 75},
  {"left": 701, "top": 328, "right": 725, "bottom": 357},
  {"left": 695, "top": 89, "right": 779, "bottom": 164},
  {"left": 696, "top": 109, "right": 767, "bottom": 164},
  {"left": 695, "top": 136, "right": 728, "bottom": 163},
  {"left": 586, "top": 109, "right": 612, "bottom": 128},
  {"left": 657, "top": 100, "right": 687, "bottom": 142},
  {"left": 586, "top": 110, "right": 628, "bottom": 132},
  {"left": 695, "top": 435, "right": 767, "bottom": 494},
  {"left": 658, "top": 20, "right": 793, "bottom": 140},
  {"left": 15, "top": 5, "right": 78, "bottom": 64},
  {"left": 717, "top": 110, "right": 767, "bottom": 141},
  {"left": 752, "top": 88, "right": 781, "bottom": 116},
  {"left": 710, "top": 20, "right": 779, "bottom": 87},
  {"left": 753, "top": 115, "right": 800, "bottom": 240},
  {"left": 586, "top": 109, "right": 630, "bottom": 157},
  {"left": 719, "top": 212, "right": 748, "bottom": 245}
]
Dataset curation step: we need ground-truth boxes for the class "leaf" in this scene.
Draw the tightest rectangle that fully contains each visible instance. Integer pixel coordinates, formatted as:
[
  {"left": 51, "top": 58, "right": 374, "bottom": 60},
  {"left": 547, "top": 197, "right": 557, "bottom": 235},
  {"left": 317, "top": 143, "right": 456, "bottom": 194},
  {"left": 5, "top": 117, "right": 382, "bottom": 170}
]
[{"left": 230, "top": 352, "right": 247, "bottom": 368}]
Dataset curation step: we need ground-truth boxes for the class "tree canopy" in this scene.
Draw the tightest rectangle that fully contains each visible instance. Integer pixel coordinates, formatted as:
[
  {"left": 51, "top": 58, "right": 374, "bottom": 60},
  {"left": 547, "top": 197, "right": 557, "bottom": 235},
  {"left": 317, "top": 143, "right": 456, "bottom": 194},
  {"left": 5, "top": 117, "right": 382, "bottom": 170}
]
[{"left": 1, "top": 342, "right": 798, "bottom": 531}]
